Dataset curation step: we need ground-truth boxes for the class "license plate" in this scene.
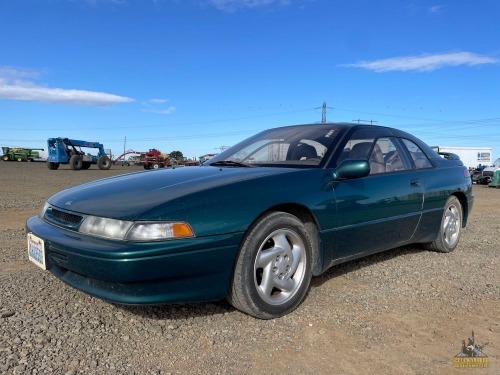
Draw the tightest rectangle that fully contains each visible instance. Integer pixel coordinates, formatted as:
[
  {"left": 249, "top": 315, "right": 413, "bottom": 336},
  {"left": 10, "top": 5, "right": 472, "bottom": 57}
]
[{"left": 27, "top": 233, "right": 46, "bottom": 270}]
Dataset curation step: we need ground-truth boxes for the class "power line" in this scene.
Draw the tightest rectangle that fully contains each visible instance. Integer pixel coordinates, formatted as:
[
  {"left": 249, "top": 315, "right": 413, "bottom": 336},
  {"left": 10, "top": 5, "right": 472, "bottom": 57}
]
[{"left": 0, "top": 107, "right": 316, "bottom": 131}]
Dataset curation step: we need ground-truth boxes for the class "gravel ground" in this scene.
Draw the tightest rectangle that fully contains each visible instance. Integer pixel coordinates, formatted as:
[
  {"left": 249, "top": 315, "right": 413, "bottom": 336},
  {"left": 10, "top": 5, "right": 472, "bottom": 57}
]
[{"left": 0, "top": 162, "right": 498, "bottom": 374}]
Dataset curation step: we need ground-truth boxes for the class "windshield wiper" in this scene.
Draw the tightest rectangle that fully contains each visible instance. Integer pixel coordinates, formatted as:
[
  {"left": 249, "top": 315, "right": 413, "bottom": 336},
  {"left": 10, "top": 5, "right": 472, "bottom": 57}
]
[{"left": 209, "top": 160, "right": 256, "bottom": 168}]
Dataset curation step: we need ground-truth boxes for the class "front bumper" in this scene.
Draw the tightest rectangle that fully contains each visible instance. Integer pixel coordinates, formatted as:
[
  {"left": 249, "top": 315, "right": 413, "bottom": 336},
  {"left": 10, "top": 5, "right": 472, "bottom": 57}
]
[{"left": 26, "top": 216, "right": 243, "bottom": 305}]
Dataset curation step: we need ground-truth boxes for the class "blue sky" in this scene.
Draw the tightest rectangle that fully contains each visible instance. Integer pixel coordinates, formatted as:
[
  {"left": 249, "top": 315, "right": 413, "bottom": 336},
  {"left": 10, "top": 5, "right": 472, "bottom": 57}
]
[{"left": 1, "top": 0, "right": 499, "bottom": 161}]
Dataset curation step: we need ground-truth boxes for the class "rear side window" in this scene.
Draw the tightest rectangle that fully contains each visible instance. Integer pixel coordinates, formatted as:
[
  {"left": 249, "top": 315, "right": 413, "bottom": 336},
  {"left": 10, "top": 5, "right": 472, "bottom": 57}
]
[
  {"left": 339, "top": 137, "right": 410, "bottom": 175},
  {"left": 402, "top": 139, "right": 433, "bottom": 169},
  {"left": 374, "top": 138, "right": 410, "bottom": 173}
]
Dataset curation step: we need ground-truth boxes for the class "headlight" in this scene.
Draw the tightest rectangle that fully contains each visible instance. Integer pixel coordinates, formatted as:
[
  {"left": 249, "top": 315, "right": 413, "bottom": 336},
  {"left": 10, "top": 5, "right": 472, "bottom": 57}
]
[
  {"left": 78, "top": 215, "right": 194, "bottom": 241},
  {"left": 79, "top": 216, "right": 133, "bottom": 240},
  {"left": 40, "top": 202, "right": 50, "bottom": 218}
]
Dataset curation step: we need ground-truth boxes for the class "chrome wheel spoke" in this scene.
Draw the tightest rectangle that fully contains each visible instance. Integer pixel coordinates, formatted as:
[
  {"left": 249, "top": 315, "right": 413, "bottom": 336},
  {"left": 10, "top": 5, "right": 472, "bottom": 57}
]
[
  {"left": 289, "top": 245, "right": 303, "bottom": 275},
  {"left": 256, "top": 246, "right": 282, "bottom": 268},
  {"left": 259, "top": 265, "right": 276, "bottom": 296},
  {"left": 272, "top": 232, "right": 292, "bottom": 252},
  {"left": 273, "top": 276, "right": 295, "bottom": 292}
]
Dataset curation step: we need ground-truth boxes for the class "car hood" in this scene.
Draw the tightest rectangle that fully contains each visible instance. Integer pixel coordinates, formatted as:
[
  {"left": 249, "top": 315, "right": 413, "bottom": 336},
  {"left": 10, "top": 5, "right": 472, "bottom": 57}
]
[{"left": 48, "top": 166, "right": 296, "bottom": 220}]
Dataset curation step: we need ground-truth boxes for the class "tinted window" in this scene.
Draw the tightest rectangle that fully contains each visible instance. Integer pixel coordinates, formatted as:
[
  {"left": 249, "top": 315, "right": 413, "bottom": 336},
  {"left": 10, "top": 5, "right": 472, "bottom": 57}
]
[
  {"left": 402, "top": 139, "right": 433, "bottom": 169},
  {"left": 209, "top": 125, "right": 343, "bottom": 167},
  {"left": 376, "top": 138, "right": 410, "bottom": 173},
  {"left": 341, "top": 136, "right": 410, "bottom": 174}
]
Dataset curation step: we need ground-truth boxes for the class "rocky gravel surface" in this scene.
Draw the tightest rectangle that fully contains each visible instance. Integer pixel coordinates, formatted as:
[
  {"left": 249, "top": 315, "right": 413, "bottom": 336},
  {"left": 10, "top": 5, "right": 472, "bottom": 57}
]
[{"left": 0, "top": 162, "right": 498, "bottom": 374}]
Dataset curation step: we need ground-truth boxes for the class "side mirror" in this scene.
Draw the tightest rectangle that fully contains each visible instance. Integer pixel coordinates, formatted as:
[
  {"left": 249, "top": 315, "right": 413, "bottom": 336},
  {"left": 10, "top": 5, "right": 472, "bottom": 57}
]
[{"left": 333, "top": 159, "right": 370, "bottom": 180}]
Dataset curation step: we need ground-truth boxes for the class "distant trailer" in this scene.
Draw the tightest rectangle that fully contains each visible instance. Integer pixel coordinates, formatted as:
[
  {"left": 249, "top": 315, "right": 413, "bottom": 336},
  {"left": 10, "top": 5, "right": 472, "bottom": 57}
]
[{"left": 432, "top": 146, "right": 493, "bottom": 169}]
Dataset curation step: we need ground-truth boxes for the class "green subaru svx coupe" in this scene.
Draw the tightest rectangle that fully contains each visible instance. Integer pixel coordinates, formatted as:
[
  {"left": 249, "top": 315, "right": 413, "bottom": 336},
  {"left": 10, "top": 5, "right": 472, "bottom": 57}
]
[{"left": 27, "top": 123, "right": 473, "bottom": 319}]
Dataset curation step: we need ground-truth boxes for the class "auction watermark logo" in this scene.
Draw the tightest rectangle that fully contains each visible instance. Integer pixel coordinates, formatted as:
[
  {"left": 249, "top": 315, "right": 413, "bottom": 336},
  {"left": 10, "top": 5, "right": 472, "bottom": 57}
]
[{"left": 453, "top": 331, "right": 489, "bottom": 369}]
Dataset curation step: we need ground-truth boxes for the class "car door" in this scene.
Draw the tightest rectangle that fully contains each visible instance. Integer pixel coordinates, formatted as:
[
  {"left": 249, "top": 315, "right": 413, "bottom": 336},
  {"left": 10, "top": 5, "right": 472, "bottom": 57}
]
[{"left": 331, "top": 135, "right": 424, "bottom": 261}]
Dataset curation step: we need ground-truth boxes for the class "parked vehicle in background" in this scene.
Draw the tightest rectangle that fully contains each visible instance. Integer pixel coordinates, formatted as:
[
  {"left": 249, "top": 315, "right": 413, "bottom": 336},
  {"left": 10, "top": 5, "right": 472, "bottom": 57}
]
[
  {"left": 481, "top": 157, "right": 500, "bottom": 184},
  {"left": 46, "top": 138, "right": 112, "bottom": 170},
  {"left": 140, "top": 149, "right": 168, "bottom": 169},
  {"left": 471, "top": 157, "right": 500, "bottom": 185},
  {"left": 113, "top": 149, "right": 169, "bottom": 169},
  {"left": 2, "top": 147, "right": 44, "bottom": 162},
  {"left": 27, "top": 123, "right": 473, "bottom": 319}
]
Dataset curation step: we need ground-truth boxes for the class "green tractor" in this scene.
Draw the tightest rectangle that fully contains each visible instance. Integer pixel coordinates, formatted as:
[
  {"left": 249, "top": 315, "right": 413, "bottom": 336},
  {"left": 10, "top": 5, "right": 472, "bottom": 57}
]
[{"left": 2, "top": 147, "right": 44, "bottom": 162}]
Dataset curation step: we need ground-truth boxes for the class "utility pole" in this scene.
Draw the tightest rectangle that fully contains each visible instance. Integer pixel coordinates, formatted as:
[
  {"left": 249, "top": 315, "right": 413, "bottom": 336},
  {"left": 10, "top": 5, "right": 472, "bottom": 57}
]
[
  {"left": 316, "top": 101, "right": 334, "bottom": 123},
  {"left": 352, "top": 119, "right": 378, "bottom": 125}
]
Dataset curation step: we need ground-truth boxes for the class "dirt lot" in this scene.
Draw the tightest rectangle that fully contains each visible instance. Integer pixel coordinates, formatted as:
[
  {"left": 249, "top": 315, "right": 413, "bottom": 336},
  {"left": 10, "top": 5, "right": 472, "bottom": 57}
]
[{"left": 0, "top": 161, "right": 498, "bottom": 374}]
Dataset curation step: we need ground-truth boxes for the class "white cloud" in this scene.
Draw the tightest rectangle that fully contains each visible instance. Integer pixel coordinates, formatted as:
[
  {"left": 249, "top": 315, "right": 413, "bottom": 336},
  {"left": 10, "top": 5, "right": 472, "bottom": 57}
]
[
  {"left": 149, "top": 98, "right": 168, "bottom": 104},
  {"left": 142, "top": 98, "right": 176, "bottom": 115},
  {"left": 208, "top": 0, "right": 290, "bottom": 12},
  {"left": 429, "top": 5, "right": 444, "bottom": 14},
  {"left": 0, "top": 66, "right": 41, "bottom": 82},
  {"left": 143, "top": 106, "right": 176, "bottom": 115},
  {"left": 341, "top": 52, "right": 499, "bottom": 72},
  {"left": 0, "top": 66, "right": 133, "bottom": 106}
]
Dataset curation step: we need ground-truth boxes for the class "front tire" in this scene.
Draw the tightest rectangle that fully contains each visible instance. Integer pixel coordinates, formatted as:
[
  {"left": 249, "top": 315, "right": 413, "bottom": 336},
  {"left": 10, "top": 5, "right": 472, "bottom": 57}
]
[
  {"left": 227, "top": 212, "right": 312, "bottom": 319},
  {"left": 97, "top": 156, "right": 112, "bottom": 170},
  {"left": 47, "top": 162, "right": 60, "bottom": 170},
  {"left": 69, "top": 155, "right": 83, "bottom": 170},
  {"left": 424, "top": 196, "right": 463, "bottom": 253}
]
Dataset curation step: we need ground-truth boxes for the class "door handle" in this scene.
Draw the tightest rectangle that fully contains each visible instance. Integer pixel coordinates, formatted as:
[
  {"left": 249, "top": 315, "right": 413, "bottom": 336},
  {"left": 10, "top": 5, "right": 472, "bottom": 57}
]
[{"left": 410, "top": 178, "right": 420, "bottom": 187}]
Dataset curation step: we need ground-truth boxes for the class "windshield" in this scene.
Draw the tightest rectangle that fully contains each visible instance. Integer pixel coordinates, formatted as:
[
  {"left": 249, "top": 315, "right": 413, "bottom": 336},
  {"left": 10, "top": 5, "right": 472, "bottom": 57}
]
[{"left": 208, "top": 124, "right": 345, "bottom": 167}]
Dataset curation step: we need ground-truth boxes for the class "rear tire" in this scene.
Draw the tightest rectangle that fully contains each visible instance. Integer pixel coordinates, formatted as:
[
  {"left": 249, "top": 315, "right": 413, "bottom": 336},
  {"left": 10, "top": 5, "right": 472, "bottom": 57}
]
[
  {"left": 97, "top": 156, "right": 112, "bottom": 170},
  {"left": 227, "top": 212, "right": 312, "bottom": 319},
  {"left": 423, "top": 196, "right": 462, "bottom": 253},
  {"left": 69, "top": 155, "right": 83, "bottom": 170}
]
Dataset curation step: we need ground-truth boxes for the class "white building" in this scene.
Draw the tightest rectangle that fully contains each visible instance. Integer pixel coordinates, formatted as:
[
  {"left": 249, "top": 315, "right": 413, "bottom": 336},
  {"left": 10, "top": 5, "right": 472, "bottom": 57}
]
[{"left": 432, "top": 146, "right": 493, "bottom": 169}]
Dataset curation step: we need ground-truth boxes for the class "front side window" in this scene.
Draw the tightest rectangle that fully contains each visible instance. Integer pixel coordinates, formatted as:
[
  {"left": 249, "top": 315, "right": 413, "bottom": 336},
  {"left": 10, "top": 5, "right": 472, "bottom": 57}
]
[{"left": 401, "top": 139, "right": 433, "bottom": 169}]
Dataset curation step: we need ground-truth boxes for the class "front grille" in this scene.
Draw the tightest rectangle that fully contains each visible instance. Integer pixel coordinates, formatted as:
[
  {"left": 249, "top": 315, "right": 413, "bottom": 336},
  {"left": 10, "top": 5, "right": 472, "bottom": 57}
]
[{"left": 50, "top": 208, "right": 83, "bottom": 225}]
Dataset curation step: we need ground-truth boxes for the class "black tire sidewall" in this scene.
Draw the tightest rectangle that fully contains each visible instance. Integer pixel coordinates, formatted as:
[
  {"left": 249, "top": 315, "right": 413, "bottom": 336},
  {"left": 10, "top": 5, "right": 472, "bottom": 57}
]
[
  {"left": 69, "top": 155, "right": 83, "bottom": 170},
  {"left": 47, "top": 162, "right": 60, "bottom": 170},
  {"left": 97, "top": 156, "right": 111, "bottom": 170}
]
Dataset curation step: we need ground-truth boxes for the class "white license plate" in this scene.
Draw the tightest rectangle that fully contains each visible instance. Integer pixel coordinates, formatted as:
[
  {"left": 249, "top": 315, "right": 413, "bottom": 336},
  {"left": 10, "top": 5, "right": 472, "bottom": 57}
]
[{"left": 27, "top": 233, "right": 46, "bottom": 270}]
